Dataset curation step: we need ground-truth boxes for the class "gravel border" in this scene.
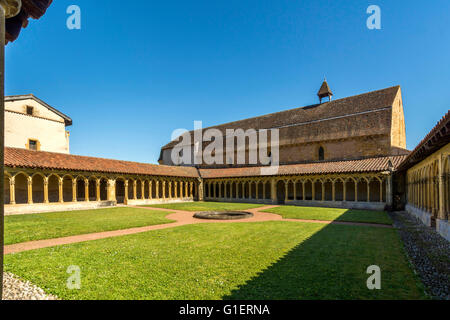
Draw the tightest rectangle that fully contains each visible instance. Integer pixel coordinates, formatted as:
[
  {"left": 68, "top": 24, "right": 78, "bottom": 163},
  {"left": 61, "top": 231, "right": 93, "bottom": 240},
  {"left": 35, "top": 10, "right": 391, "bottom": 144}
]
[
  {"left": 389, "top": 211, "right": 450, "bottom": 300},
  {"left": 2, "top": 272, "right": 59, "bottom": 300}
]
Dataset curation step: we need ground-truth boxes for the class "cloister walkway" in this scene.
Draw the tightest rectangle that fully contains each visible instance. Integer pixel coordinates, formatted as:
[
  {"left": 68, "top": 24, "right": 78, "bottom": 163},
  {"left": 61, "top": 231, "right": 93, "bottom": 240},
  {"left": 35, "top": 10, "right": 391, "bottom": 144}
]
[{"left": 4, "top": 205, "right": 392, "bottom": 255}]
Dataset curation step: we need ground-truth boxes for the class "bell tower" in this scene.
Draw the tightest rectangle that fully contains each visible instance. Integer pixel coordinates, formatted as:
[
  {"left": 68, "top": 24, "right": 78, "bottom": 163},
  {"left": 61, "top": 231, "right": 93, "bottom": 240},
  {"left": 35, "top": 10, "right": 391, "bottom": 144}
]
[{"left": 317, "top": 79, "right": 333, "bottom": 103}]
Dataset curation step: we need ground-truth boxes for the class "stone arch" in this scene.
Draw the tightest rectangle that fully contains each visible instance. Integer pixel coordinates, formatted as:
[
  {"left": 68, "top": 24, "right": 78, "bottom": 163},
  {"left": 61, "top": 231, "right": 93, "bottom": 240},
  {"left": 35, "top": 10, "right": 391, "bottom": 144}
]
[
  {"left": 276, "top": 180, "right": 285, "bottom": 204},
  {"left": 14, "top": 172, "right": 29, "bottom": 204},
  {"left": 32, "top": 173, "right": 45, "bottom": 203},
  {"left": 314, "top": 179, "right": 322, "bottom": 201},
  {"left": 115, "top": 177, "right": 126, "bottom": 204},
  {"left": 369, "top": 177, "right": 382, "bottom": 202},
  {"left": 99, "top": 178, "right": 108, "bottom": 201},
  {"left": 62, "top": 175, "right": 74, "bottom": 202},
  {"left": 345, "top": 178, "right": 356, "bottom": 202},
  {"left": 334, "top": 178, "right": 344, "bottom": 201},
  {"left": 357, "top": 177, "right": 368, "bottom": 202},
  {"left": 136, "top": 179, "right": 143, "bottom": 199},
  {"left": 48, "top": 174, "right": 60, "bottom": 203},
  {"left": 304, "top": 179, "right": 313, "bottom": 201},
  {"left": 76, "top": 176, "right": 87, "bottom": 202}
]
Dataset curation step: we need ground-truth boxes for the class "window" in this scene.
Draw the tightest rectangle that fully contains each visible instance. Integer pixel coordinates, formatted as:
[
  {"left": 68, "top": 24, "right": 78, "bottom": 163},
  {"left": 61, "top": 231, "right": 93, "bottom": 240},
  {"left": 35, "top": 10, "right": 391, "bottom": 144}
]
[
  {"left": 318, "top": 147, "right": 325, "bottom": 161},
  {"left": 28, "top": 139, "right": 38, "bottom": 151},
  {"left": 26, "top": 106, "right": 34, "bottom": 116}
]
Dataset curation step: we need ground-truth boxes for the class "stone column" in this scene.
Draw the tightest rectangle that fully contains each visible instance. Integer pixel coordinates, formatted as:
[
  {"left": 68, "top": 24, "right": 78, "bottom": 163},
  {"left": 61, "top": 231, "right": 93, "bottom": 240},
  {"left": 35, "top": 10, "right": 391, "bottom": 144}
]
[
  {"left": 59, "top": 178, "right": 64, "bottom": 203},
  {"left": 256, "top": 182, "right": 259, "bottom": 200},
  {"left": 124, "top": 180, "right": 129, "bottom": 205},
  {"left": 9, "top": 177, "right": 15, "bottom": 205},
  {"left": 312, "top": 182, "right": 315, "bottom": 201},
  {"left": 284, "top": 181, "right": 288, "bottom": 203},
  {"left": 27, "top": 176, "right": 33, "bottom": 204},
  {"left": 242, "top": 182, "right": 245, "bottom": 199},
  {"left": 96, "top": 179, "right": 101, "bottom": 202},
  {"left": 72, "top": 179, "right": 77, "bottom": 202},
  {"left": 174, "top": 181, "right": 178, "bottom": 198},
  {"left": 133, "top": 180, "right": 137, "bottom": 200},
  {"left": 293, "top": 181, "right": 297, "bottom": 201},
  {"left": 107, "top": 179, "right": 116, "bottom": 202},
  {"left": 386, "top": 174, "right": 393, "bottom": 208},
  {"left": 197, "top": 179, "right": 204, "bottom": 201},
  {"left": 270, "top": 178, "right": 277, "bottom": 204},
  {"left": 438, "top": 156, "right": 445, "bottom": 220},
  {"left": 367, "top": 181, "right": 370, "bottom": 202},
  {"left": 141, "top": 181, "right": 145, "bottom": 200},
  {"left": 355, "top": 181, "right": 358, "bottom": 202},
  {"left": 85, "top": 179, "right": 89, "bottom": 202},
  {"left": 302, "top": 181, "right": 306, "bottom": 201},
  {"left": 44, "top": 177, "right": 49, "bottom": 204}
]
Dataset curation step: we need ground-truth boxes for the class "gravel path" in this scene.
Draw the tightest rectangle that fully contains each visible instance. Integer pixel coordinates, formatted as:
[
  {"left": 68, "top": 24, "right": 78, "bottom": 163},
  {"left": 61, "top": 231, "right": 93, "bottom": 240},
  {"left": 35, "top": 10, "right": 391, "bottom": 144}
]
[
  {"left": 2, "top": 273, "right": 58, "bottom": 300},
  {"left": 390, "top": 211, "right": 450, "bottom": 300}
]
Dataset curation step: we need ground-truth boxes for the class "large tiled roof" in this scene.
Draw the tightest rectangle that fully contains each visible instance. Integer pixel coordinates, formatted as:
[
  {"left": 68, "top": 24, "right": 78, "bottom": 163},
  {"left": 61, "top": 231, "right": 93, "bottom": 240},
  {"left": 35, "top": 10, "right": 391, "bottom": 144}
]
[
  {"left": 398, "top": 110, "right": 450, "bottom": 171},
  {"left": 4, "top": 147, "right": 199, "bottom": 178},
  {"left": 162, "top": 86, "right": 400, "bottom": 150},
  {"left": 199, "top": 155, "right": 408, "bottom": 179},
  {"left": 6, "top": 0, "right": 53, "bottom": 44},
  {"left": 4, "top": 148, "right": 407, "bottom": 179}
]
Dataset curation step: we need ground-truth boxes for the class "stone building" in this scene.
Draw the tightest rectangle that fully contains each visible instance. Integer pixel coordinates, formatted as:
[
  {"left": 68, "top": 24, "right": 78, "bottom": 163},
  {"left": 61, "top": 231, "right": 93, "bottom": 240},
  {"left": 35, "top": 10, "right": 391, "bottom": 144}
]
[{"left": 5, "top": 94, "right": 72, "bottom": 154}]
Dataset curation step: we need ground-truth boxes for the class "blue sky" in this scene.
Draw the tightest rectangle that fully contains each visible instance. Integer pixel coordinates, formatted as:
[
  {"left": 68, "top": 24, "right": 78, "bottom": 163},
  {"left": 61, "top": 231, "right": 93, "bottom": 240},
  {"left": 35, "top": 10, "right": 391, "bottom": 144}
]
[{"left": 6, "top": 0, "right": 450, "bottom": 164}]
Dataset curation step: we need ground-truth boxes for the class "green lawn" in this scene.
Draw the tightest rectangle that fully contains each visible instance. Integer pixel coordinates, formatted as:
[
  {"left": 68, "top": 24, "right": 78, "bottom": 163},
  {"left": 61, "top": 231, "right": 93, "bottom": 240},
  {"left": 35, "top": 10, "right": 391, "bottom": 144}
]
[
  {"left": 5, "top": 207, "right": 174, "bottom": 245},
  {"left": 144, "top": 201, "right": 263, "bottom": 212},
  {"left": 5, "top": 221, "right": 425, "bottom": 300},
  {"left": 262, "top": 206, "right": 392, "bottom": 225}
]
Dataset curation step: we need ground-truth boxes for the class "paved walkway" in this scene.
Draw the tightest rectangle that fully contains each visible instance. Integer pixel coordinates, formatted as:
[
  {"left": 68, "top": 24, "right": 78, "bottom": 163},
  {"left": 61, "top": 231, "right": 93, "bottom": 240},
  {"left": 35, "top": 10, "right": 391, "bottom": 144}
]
[{"left": 4, "top": 205, "right": 392, "bottom": 255}]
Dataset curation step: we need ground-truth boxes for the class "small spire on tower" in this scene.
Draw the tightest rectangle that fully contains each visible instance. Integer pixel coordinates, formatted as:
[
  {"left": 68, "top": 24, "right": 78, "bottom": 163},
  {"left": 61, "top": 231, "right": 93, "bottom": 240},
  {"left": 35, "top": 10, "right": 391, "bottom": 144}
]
[{"left": 317, "top": 78, "right": 333, "bottom": 103}]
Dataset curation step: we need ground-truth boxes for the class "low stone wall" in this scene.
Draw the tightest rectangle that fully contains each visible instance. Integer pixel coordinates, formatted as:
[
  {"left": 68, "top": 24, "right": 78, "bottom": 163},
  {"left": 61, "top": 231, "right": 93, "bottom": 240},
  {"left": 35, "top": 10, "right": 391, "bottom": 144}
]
[
  {"left": 405, "top": 204, "right": 432, "bottom": 227},
  {"left": 126, "top": 198, "right": 194, "bottom": 206},
  {"left": 205, "top": 198, "right": 272, "bottom": 205},
  {"left": 5, "top": 201, "right": 116, "bottom": 216},
  {"left": 436, "top": 219, "right": 450, "bottom": 241},
  {"left": 284, "top": 200, "right": 386, "bottom": 211},
  {"left": 204, "top": 197, "right": 386, "bottom": 211}
]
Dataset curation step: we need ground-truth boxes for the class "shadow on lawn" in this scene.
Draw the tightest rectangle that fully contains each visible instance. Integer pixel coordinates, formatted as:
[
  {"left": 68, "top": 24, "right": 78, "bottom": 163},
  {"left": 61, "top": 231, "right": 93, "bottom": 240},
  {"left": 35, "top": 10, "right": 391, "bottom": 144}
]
[{"left": 223, "top": 222, "right": 418, "bottom": 300}]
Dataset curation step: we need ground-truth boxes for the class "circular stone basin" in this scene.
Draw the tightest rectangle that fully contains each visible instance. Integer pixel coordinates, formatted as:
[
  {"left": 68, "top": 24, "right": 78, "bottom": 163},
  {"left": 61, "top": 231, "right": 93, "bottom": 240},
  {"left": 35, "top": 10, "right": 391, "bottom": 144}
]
[{"left": 193, "top": 211, "right": 253, "bottom": 220}]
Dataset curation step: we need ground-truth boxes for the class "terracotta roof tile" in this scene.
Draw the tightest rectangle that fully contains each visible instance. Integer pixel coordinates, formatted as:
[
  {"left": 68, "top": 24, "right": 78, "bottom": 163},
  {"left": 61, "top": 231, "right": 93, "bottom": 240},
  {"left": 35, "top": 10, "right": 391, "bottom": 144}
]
[
  {"left": 4, "top": 147, "right": 199, "bottom": 178},
  {"left": 198, "top": 155, "right": 408, "bottom": 179}
]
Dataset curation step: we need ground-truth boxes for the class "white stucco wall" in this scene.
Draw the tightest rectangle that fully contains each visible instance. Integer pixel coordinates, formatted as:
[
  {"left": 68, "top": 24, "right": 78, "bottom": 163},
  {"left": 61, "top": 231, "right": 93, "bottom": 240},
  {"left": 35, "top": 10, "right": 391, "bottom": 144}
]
[{"left": 5, "top": 98, "right": 70, "bottom": 154}]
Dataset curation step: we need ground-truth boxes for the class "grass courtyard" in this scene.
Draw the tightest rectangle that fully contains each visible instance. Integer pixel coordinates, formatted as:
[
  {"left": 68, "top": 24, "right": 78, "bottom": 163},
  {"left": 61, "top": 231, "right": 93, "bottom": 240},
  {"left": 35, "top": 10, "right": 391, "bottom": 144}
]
[
  {"left": 261, "top": 206, "right": 392, "bottom": 225},
  {"left": 4, "top": 221, "right": 425, "bottom": 300},
  {"left": 4, "top": 203, "right": 426, "bottom": 300},
  {"left": 5, "top": 207, "right": 174, "bottom": 245}
]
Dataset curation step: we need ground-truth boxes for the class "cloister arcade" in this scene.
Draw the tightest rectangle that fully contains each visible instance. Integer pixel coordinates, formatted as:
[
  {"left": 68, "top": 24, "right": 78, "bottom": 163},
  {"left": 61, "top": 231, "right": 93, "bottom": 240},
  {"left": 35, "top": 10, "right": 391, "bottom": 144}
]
[
  {"left": 406, "top": 149, "right": 449, "bottom": 227},
  {"left": 4, "top": 167, "right": 198, "bottom": 215},
  {"left": 203, "top": 173, "right": 390, "bottom": 210}
]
